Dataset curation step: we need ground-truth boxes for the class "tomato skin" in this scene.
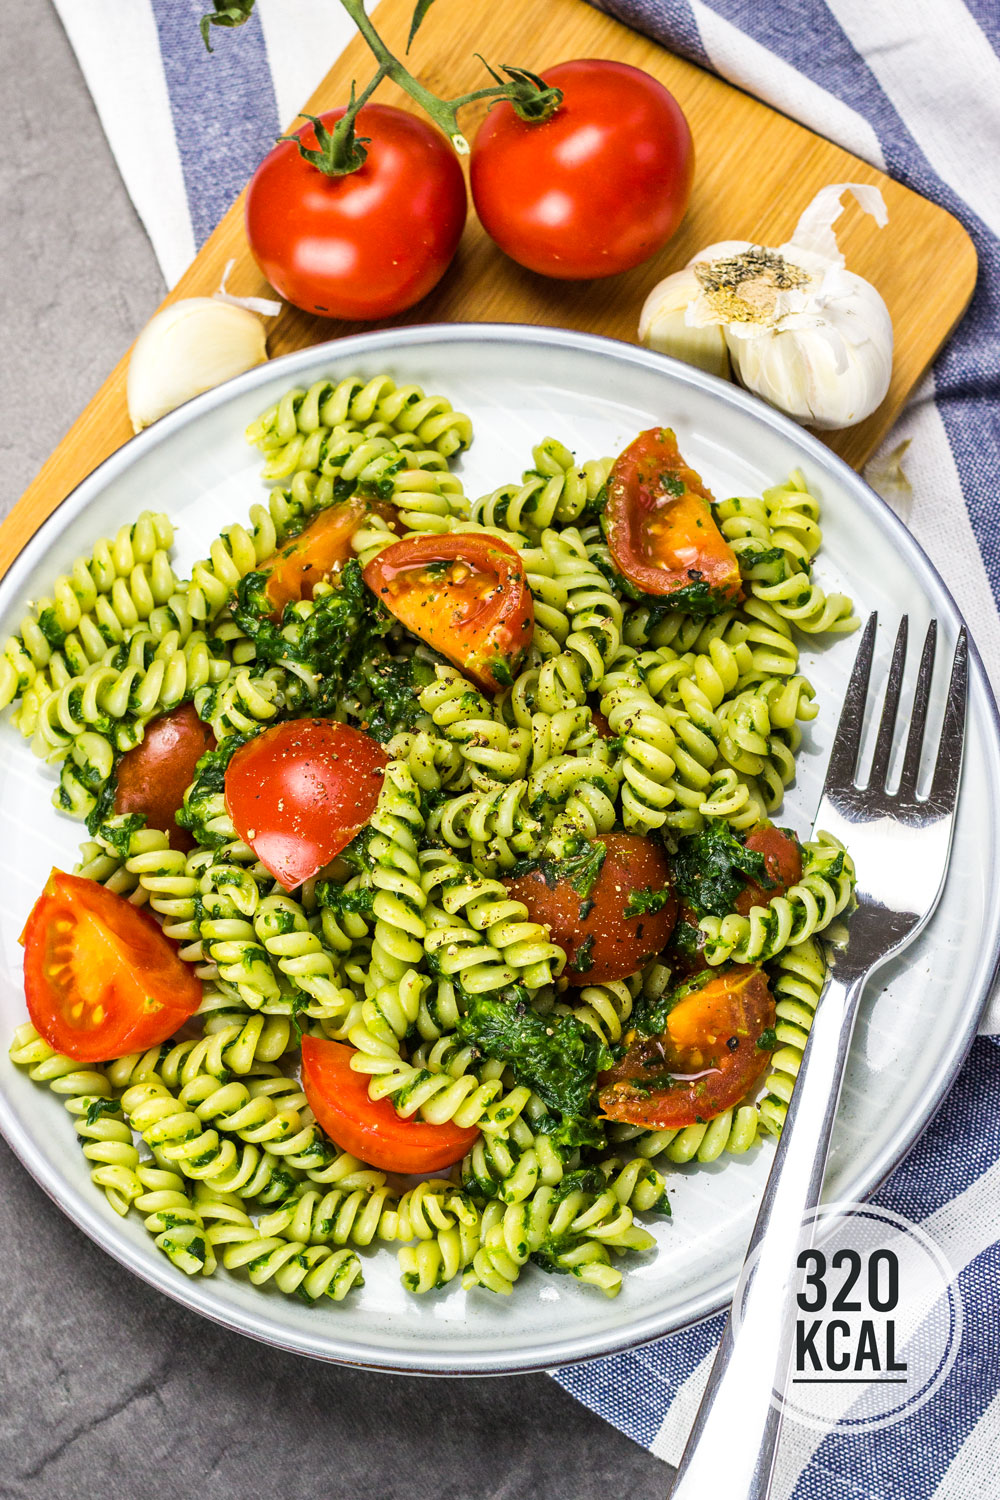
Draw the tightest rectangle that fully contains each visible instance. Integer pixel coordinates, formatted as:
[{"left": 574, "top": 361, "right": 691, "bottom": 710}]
[
  {"left": 605, "top": 428, "right": 742, "bottom": 604},
  {"left": 735, "top": 825, "right": 803, "bottom": 916},
  {"left": 504, "top": 833, "right": 677, "bottom": 986},
  {"left": 470, "top": 60, "right": 693, "bottom": 279},
  {"left": 21, "top": 870, "right": 202, "bottom": 1063},
  {"left": 301, "top": 1037, "right": 479, "bottom": 1173},
  {"left": 363, "top": 533, "right": 534, "bottom": 694},
  {"left": 225, "top": 719, "right": 388, "bottom": 890},
  {"left": 590, "top": 705, "right": 613, "bottom": 739},
  {"left": 599, "top": 965, "right": 774, "bottom": 1128},
  {"left": 245, "top": 105, "right": 467, "bottom": 319},
  {"left": 113, "top": 704, "right": 215, "bottom": 852},
  {"left": 260, "top": 499, "right": 396, "bottom": 618}
]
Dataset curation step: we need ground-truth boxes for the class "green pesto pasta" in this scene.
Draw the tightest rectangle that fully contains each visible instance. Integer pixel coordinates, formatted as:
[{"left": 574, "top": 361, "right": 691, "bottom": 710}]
[{"left": 5, "top": 376, "right": 858, "bottom": 1308}]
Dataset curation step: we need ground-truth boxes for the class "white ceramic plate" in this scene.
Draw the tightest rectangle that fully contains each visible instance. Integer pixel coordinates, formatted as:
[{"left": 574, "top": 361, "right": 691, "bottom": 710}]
[{"left": 1, "top": 326, "right": 998, "bottom": 1375}]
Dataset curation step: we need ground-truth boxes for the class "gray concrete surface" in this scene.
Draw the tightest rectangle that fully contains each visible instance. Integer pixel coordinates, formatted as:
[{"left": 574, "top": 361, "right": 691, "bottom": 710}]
[{"left": 0, "top": 5, "right": 672, "bottom": 1496}]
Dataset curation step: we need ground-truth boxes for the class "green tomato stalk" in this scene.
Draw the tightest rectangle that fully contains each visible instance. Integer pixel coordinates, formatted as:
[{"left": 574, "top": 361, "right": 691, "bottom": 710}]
[{"left": 200, "top": 0, "right": 563, "bottom": 174}]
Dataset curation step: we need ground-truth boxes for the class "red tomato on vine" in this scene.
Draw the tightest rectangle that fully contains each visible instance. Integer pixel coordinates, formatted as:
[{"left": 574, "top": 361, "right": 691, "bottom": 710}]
[
  {"left": 245, "top": 104, "right": 467, "bottom": 319},
  {"left": 470, "top": 60, "right": 694, "bottom": 279}
]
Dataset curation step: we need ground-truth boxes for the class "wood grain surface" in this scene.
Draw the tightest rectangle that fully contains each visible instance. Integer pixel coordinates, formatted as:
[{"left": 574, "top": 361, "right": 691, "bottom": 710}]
[{"left": 1, "top": 0, "right": 977, "bottom": 578}]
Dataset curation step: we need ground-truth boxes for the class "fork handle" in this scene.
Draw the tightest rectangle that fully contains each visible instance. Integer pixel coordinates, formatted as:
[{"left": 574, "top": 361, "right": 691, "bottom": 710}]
[{"left": 669, "top": 966, "right": 867, "bottom": 1500}]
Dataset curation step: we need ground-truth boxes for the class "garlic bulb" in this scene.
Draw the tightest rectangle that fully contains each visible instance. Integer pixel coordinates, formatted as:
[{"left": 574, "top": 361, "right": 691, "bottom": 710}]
[
  {"left": 638, "top": 184, "right": 893, "bottom": 430},
  {"left": 127, "top": 297, "right": 271, "bottom": 433}
]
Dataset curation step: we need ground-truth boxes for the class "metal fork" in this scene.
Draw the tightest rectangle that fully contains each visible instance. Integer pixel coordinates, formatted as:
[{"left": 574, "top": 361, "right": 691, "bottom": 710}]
[{"left": 670, "top": 614, "right": 968, "bottom": 1500}]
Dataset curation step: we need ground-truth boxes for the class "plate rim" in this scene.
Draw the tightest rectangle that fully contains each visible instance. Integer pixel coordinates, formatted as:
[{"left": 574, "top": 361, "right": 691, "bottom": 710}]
[{"left": 1, "top": 320, "right": 998, "bottom": 1376}]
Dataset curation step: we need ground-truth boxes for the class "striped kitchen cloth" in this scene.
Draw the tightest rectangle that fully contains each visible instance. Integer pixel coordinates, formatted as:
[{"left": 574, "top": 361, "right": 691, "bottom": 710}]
[{"left": 49, "top": 1, "right": 1000, "bottom": 1494}]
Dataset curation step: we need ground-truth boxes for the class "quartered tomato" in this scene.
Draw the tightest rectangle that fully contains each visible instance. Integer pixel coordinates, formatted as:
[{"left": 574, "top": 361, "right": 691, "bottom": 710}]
[
  {"left": 363, "top": 533, "right": 533, "bottom": 693},
  {"left": 114, "top": 703, "right": 215, "bottom": 851},
  {"left": 504, "top": 833, "right": 677, "bottom": 987},
  {"left": 735, "top": 824, "right": 802, "bottom": 915},
  {"left": 20, "top": 870, "right": 202, "bottom": 1063},
  {"left": 225, "top": 719, "right": 388, "bottom": 890},
  {"left": 604, "top": 428, "right": 742, "bottom": 606},
  {"left": 599, "top": 964, "right": 775, "bottom": 1128},
  {"left": 301, "top": 1037, "right": 479, "bottom": 1173},
  {"left": 258, "top": 498, "right": 398, "bottom": 618}
]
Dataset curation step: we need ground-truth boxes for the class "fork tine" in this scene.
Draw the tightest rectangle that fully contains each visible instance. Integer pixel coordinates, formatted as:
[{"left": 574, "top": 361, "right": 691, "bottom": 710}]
[
  {"left": 929, "top": 629, "right": 968, "bottom": 811},
  {"left": 825, "top": 613, "right": 877, "bottom": 788},
  {"left": 868, "top": 616, "right": 908, "bottom": 790},
  {"left": 898, "top": 620, "right": 938, "bottom": 797}
]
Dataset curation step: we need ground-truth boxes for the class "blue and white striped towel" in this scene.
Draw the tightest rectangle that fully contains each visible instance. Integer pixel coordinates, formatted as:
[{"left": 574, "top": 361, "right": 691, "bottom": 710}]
[{"left": 50, "top": 2, "right": 1000, "bottom": 1493}]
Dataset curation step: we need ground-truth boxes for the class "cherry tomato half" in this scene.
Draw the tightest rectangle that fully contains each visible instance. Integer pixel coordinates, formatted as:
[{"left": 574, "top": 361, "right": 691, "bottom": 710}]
[
  {"left": 259, "top": 498, "right": 398, "bottom": 619},
  {"left": 470, "top": 60, "right": 693, "bottom": 280},
  {"left": 504, "top": 833, "right": 677, "bottom": 987},
  {"left": 604, "top": 428, "right": 742, "bottom": 605},
  {"left": 245, "top": 104, "right": 467, "bottom": 319},
  {"left": 599, "top": 965, "right": 775, "bottom": 1128},
  {"left": 363, "top": 533, "right": 534, "bottom": 694},
  {"left": 735, "top": 824, "right": 803, "bottom": 916},
  {"left": 114, "top": 703, "right": 216, "bottom": 852},
  {"left": 301, "top": 1037, "right": 479, "bottom": 1173},
  {"left": 225, "top": 719, "right": 388, "bottom": 890},
  {"left": 20, "top": 870, "right": 202, "bottom": 1063}
]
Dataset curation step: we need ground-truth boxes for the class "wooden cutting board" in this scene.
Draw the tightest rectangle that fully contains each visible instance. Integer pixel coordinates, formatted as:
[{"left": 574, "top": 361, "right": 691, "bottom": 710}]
[{"left": 1, "top": 0, "right": 976, "bottom": 577}]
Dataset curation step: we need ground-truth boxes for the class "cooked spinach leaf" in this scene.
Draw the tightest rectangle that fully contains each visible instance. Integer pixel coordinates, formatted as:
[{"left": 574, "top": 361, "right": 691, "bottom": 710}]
[
  {"left": 458, "top": 993, "right": 611, "bottom": 1122},
  {"left": 624, "top": 886, "right": 674, "bottom": 918},
  {"left": 507, "top": 837, "right": 606, "bottom": 898},
  {"left": 672, "top": 823, "right": 772, "bottom": 918}
]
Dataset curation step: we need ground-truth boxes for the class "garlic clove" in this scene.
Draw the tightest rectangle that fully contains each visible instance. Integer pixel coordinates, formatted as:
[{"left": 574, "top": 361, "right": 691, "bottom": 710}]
[
  {"left": 127, "top": 298, "right": 269, "bottom": 433},
  {"left": 638, "top": 268, "right": 731, "bottom": 379}
]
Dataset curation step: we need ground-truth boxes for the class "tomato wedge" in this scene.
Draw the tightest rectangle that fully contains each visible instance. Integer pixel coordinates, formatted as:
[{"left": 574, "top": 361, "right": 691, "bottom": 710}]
[
  {"left": 599, "top": 965, "right": 774, "bottom": 1128},
  {"left": 604, "top": 428, "right": 742, "bottom": 606},
  {"left": 504, "top": 833, "right": 677, "bottom": 987},
  {"left": 225, "top": 719, "right": 388, "bottom": 891},
  {"left": 363, "top": 533, "right": 533, "bottom": 694},
  {"left": 20, "top": 869, "right": 202, "bottom": 1063},
  {"left": 301, "top": 1037, "right": 480, "bottom": 1173},
  {"left": 114, "top": 703, "right": 215, "bottom": 852},
  {"left": 259, "top": 498, "right": 398, "bottom": 619},
  {"left": 735, "top": 824, "right": 802, "bottom": 915}
]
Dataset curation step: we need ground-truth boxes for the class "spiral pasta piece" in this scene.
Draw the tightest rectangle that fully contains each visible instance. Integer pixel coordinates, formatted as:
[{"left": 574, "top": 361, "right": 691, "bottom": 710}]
[
  {"left": 213, "top": 1212, "right": 364, "bottom": 1303},
  {"left": 421, "top": 850, "right": 565, "bottom": 989},
  {"left": 258, "top": 1182, "right": 397, "bottom": 1248},
  {"left": 247, "top": 375, "right": 472, "bottom": 462},
  {"left": 716, "top": 481, "right": 858, "bottom": 638},
  {"left": 530, "top": 528, "right": 624, "bottom": 711},
  {"left": 758, "top": 937, "right": 828, "bottom": 1134},
  {"left": 473, "top": 439, "right": 611, "bottom": 538},
  {"left": 254, "top": 893, "right": 356, "bottom": 1018},
  {"left": 365, "top": 762, "right": 431, "bottom": 1008},
  {"left": 561, "top": 978, "right": 636, "bottom": 1050},
  {"left": 608, "top": 1105, "right": 761, "bottom": 1165},
  {"left": 418, "top": 666, "right": 530, "bottom": 784},
  {"left": 460, "top": 1114, "right": 569, "bottom": 1204},
  {"left": 465, "top": 1180, "right": 655, "bottom": 1297},
  {"left": 8, "top": 1024, "right": 146, "bottom": 1215}
]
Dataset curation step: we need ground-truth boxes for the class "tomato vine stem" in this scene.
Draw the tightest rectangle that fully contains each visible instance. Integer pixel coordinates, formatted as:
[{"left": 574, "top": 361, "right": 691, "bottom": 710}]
[{"left": 201, "top": 0, "right": 563, "bottom": 173}]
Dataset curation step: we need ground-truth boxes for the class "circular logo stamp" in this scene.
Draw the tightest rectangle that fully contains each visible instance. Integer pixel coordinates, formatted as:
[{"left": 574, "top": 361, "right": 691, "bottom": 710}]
[{"left": 730, "top": 1201, "right": 963, "bottom": 1434}]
